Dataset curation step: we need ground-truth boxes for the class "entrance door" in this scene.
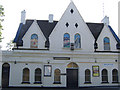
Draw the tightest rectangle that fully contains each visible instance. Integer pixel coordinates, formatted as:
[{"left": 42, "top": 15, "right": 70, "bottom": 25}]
[
  {"left": 66, "top": 62, "right": 78, "bottom": 88},
  {"left": 67, "top": 69, "right": 78, "bottom": 88},
  {"left": 2, "top": 63, "right": 10, "bottom": 88}
]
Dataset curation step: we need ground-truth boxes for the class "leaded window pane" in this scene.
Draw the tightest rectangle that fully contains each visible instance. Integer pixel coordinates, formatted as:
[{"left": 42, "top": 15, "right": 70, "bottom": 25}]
[
  {"left": 63, "top": 33, "right": 70, "bottom": 48},
  {"left": 104, "top": 37, "right": 110, "bottom": 50},
  {"left": 31, "top": 34, "right": 38, "bottom": 48},
  {"left": 74, "top": 34, "right": 81, "bottom": 48}
]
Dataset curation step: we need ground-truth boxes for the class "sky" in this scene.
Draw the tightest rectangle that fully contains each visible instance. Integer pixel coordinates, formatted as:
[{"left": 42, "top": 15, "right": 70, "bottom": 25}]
[{"left": 0, "top": 0, "right": 119, "bottom": 50}]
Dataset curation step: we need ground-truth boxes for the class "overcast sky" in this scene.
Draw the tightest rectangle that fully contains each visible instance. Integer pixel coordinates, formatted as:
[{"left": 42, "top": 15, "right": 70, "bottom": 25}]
[{"left": 0, "top": 0, "right": 119, "bottom": 50}]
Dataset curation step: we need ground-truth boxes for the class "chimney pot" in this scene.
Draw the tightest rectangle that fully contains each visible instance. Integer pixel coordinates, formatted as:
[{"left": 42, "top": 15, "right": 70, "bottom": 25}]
[
  {"left": 101, "top": 16, "right": 109, "bottom": 25},
  {"left": 49, "top": 14, "right": 53, "bottom": 23},
  {"left": 21, "top": 10, "right": 26, "bottom": 24}
]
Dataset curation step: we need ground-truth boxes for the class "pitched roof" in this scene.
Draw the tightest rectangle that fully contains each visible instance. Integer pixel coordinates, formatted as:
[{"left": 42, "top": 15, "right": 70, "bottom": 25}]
[
  {"left": 13, "top": 20, "right": 120, "bottom": 48},
  {"left": 13, "top": 20, "right": 58, "bottom": 46},
  {"left": 86, "top": 23, "right": 104, "bottom": 40},
  {"left": 108, "top": 25, "right": 120, "bottom": 43},
  {"left": 13, "top": 20, "right": 34, "bottom": 46},
  {"left": 37, "top": 20, "right": 58, "bottom": 39}
]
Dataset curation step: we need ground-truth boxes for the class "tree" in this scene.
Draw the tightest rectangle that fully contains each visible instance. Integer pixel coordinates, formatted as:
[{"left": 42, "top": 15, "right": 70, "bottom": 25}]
[
  {"left": 0, "top": 5, "right": 4, "bottom": 42},
  {"left": 6, "top": 40, "right": 14, "bottom": 51}
]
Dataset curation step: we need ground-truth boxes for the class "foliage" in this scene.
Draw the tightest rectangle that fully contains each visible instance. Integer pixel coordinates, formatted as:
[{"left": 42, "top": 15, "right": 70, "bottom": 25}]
[
  {"left": 0, "top": 5, "right": 4, "bottom": 42},
  {"left": 6, "top": 40, "right": 14, "bottom": 51}
]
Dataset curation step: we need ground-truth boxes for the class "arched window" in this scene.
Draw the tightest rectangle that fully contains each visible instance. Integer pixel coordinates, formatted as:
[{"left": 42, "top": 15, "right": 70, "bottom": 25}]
[
  {"left": 85, "top": 69, "right": 91, "bottom": 83},
  {"left": 54, "top": 69, "right": 61, "bottom": 84},
  {"left": 63, "top": 33, "right": 70, "bottom": 48},
  {"left": 30, "top": 34, "right": 38, "bottom": 48},
  {"left": 34, "top": 68, "right": 42, "bottom": 84},
  {"left": 22, "top": 68, "right": 30, "bottom": 84},
  {"left": 74, "top": 34, "right": 81, "bottom": 48},
  {"left": 67, "top": 62, "right": 78, "bottom": 69},
  {"left": 102, "top": 69, "right": 108, "bottom": 83},
  {"left": 112, "top": 69, "right": 118, "bottom": 83},
  {"left": 104, "top": 37, "right": 110, "bottom": 50}
]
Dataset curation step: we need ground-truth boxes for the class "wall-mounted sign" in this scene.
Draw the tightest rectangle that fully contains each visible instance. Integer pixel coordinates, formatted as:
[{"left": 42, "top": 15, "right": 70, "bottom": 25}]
[
  {"left": 53, "top": 57, "right": 70, "bottom": 60},
  {"left": 92, "top": 66, "right": 99, "bottom": 77},
  {"left": 104, "top": 64, "right": 113, "bottom": 66},
  {"left": 44, "top": 65, "right": 52, "bottom": 77}
]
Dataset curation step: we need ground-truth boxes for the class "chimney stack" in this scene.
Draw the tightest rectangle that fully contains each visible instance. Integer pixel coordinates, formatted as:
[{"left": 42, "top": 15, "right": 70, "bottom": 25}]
[
  {"left": 21, "top": 10, "right": 26, "bottom": 24},
  {"left": 101, "top": 16, "right": 109, "bottom": 25},
  {"left": 49, "top": 14, "right": 53, "bottom": 23}
]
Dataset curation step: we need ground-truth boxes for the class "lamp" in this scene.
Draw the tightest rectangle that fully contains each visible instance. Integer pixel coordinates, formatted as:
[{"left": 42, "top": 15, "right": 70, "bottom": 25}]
[
  {"left": 14, "top": 61, "right": 17, "bottom": 64},
  {"left": 70, "top": 43, "right": 74, "bottom": 51}
]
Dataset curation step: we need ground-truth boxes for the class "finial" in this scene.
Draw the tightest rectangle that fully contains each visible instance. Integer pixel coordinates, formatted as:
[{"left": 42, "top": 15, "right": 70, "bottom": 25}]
[
  {"left": 70, "top": 0, "right": 73, "bottom": 2},
  {"left": 102, "top": 2, "right": 105, "bottom": 18}
]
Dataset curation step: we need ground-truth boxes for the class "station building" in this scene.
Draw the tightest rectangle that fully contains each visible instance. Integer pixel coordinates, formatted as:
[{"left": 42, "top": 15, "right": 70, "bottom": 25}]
[{"left": 1, "top": 1, "right": 120, "bottom": 88}]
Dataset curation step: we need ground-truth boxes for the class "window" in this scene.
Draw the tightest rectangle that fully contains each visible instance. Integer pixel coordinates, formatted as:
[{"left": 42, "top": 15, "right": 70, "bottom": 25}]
[
  {"left": 112, "top": 69, "right": 118, "bottom": 83},
  {"left": 66, "top": 22, "right": 69, "bottom": 27},
  {"left": 74, "top": 34, "right": 81, "bottom": 48},
  {"left": 34, "top": 68, "right": 42, "bottom": 84},
  {"left": 102, "top": 69, "right": 108, "bottom": 83},
  {"left": 75, "top": 23, "right": 78, "bottom": 28},
  {"left": 63, "top": 33, "right": 70, "bottom": 48},
  {"left": 30, "top": 34, "right": 38, "bottom": 48},
  {"left": 67, "top": 62, "right": 78, "bottom": 68},
  {"left": 54, "top": 69, "right": 61, "bottom": 84},
  {"left": 22, "top": 68, "right": 30, "bottom": 84},
  {"left": 85, "top": 69, "right": 91, "bottom": 83},
  {"left": 70, "top": 9, "right": 74, "bottom": 14},
  {"left": 104, "top": 37, "right": 110, "bottom": 50}
]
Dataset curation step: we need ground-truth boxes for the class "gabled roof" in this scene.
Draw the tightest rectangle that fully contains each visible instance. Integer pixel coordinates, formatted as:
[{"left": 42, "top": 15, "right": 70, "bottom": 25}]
[
  {"left": 108, "top": 25, "right": 120, "bottom": 43},
  {"left": 86, "top": 23, "right": 104, "bottom": 40},
  {"left": 37, "top": 20, "right": 58, "bottom": 39},
  {"left": 13, "top": 20, "right": 58, "bottom": 46},
  {"left": 13, "top": 20, "right": 34, "bottom": 46}
]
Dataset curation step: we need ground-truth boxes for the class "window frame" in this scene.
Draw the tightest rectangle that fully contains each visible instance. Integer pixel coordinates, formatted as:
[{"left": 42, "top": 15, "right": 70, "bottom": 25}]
[
  {"left": 84, "top": 69, "right": 91, "bottom": 84},
  {"left": 34, "top": 68, "right": 42, "bottom": 84},
  {"left": 22, "top": 68, "right": 30, "bottom": 84},
  {"left": 53, "top": 69, "right": 61, "bottom": 84},
  {"left": 30, "top": 34, "right": 38, "bottom": 48},
  {"left": 63, "top": 33, "right": 70, "bottom": 48},
  {"left": 104, "top": 37, "right": 110, "bottom": 50},
  {"left": 101, "top": 69, "right": 109, "bottom": 83},
  {"left": 112, "top": 69, "right": 118, "bottom": 83},
  {"left": 74, "top": 33, "right": 81, "bottom": 49}
]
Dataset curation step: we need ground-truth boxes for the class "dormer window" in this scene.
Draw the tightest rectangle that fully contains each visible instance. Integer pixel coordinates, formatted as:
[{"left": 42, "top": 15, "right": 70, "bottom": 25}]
[
  {"left": 104, "top": 37, "right": 110, "bottom": 50},
  {"left": 30, "top": 34, "right": 38, "bottom": 48}
]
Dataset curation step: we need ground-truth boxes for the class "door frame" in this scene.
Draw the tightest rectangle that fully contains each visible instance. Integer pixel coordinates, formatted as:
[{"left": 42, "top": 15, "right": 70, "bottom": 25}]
[
  {"left": 2, "top": 63, "right": 10, "bottom": 88},
  {"left": 66, "top": 62, "right": 79, "bottom": 88}
]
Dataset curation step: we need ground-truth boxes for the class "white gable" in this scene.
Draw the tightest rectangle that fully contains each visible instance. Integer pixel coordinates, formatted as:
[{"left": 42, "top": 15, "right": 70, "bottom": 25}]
[
  {"left": 97, "top": 25, "right": 118, "bottom": 51},
  {"left": 49, "top": 2, "right": 95, "bottom": 52},
  {"left": 22, "top": 20, "right": 46, "bottom": 49}
]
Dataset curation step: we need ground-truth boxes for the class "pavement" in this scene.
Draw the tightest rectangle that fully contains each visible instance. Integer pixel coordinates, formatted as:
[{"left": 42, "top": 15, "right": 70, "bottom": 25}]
[{"left": 1, "top": 87, "right": 120, "bottom": 90}]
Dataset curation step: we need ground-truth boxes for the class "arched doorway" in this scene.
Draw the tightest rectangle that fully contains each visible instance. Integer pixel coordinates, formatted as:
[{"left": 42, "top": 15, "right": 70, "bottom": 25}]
[
  {"left": 66, "top": 62, "right": 78, "bottom": 88},
  {"left": 2, "top": 63, "right": 10, "bottom": 88}
]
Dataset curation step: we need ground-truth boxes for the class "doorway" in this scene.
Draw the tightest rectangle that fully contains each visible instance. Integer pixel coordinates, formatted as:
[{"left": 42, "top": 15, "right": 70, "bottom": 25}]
[
  {"left": 66, "top": 62, "right": 78, "bottom": 88},
  {"left": 2, "top": 63, "right": 10, "bottom": 88}
]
